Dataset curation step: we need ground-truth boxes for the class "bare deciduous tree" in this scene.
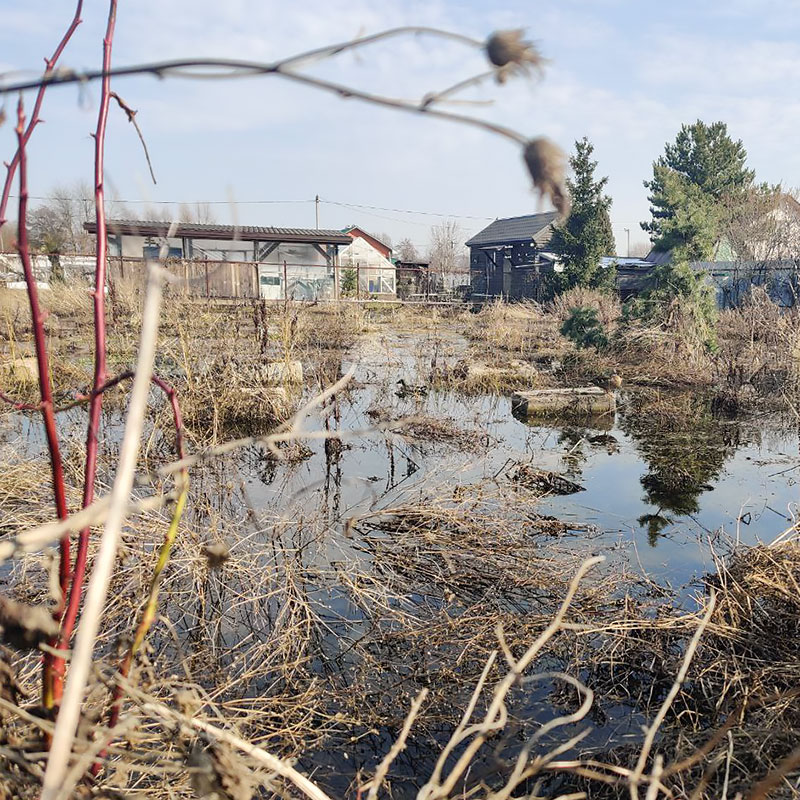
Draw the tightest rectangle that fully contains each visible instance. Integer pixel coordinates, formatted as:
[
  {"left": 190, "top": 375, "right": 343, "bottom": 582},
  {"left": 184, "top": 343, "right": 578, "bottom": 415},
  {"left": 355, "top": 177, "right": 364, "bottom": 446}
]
[
  {"left": 28, "top": 181, "right": 94, "bottom": 257},
  {"left": 428, "top": 220, "right": 467, "bottom": 290},
  {"left": 178, "top": 202, "right": 217, "bottom": 225},
  {"left": 395, "top": 237, "right": 420, "bottom": 262},
  {"left": 370, "top": 230, "right": 393, "bottom": 250}
]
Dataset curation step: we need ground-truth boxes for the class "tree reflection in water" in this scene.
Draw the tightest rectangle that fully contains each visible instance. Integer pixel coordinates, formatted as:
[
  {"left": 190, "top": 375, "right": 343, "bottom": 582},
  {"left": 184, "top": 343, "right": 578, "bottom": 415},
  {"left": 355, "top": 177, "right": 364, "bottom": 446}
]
[{"left": 619, "top": 391, "right": 743, "bottom": 546}]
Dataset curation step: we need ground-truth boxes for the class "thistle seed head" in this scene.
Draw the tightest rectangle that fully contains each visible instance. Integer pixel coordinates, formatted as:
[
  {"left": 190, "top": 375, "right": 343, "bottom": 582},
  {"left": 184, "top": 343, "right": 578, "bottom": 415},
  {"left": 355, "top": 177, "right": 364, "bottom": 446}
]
[
  {"left": 486, "top": 30, "right": 545, "bottom": 83},
  {"left": 523, "top": 138, "right": 570, "bottom": 217}
]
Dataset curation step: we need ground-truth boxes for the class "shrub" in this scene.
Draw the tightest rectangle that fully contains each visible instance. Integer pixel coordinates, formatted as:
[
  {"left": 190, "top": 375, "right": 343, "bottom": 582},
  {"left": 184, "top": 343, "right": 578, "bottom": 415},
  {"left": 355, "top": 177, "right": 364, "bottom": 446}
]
[
  {"left": 621, "top": 258, "right": 718, "bottom": 350},
  {"left": 341, "top": 268, "right": 357, "bottom": 297},
  {"left": 560, "top": 306, "right": 608, "bottom": 349}
]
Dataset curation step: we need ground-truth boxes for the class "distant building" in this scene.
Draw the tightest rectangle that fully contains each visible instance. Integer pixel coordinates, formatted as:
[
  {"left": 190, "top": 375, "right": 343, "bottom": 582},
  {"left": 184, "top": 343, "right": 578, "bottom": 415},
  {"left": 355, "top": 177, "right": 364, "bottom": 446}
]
[
  {"left": 84, "top": 219, "right": 350, "bottom": 300},
  {"left": 466, "top": 212, "right": 560, "bottom": 300},
  {"left": 342, "top": 226, "right": 392, "bottom": 260},
  {"left": 339, "top": 227, "right": 396, "bottom": 296}
]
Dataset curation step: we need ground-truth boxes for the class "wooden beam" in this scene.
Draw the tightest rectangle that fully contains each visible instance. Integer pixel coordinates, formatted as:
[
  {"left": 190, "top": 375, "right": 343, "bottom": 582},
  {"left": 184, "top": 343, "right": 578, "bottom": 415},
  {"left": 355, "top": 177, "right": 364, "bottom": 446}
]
[
  {"left": 256, "top": 241, "right": 280, "bottom": 261},
  {"left": 311, "top": 243, "right": 329, "bottom": 263}
]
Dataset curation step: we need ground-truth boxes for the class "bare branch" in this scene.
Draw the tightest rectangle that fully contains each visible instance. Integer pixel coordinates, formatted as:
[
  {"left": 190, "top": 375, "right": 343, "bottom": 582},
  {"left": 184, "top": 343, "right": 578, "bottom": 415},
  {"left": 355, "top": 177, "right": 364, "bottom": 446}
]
[{"left": 109, "top": 91, "right": 157, "bottom": 184}]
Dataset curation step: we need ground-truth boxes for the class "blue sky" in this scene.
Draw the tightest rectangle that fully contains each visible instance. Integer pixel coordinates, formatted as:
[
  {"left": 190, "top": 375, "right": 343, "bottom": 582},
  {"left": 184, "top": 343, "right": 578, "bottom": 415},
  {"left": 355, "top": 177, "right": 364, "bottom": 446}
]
[{"left": 1, "top": 0, "right": 800, "bottom": 255}]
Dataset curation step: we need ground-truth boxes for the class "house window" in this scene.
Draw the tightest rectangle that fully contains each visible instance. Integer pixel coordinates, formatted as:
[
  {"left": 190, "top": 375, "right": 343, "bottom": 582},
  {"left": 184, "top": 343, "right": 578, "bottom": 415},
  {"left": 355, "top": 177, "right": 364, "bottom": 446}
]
[
  {"left": 143, "top": 245, "right": 182, "bottom": 260},
  {"left": 260, "top": 275, "right": 280, "bottom": 286}
]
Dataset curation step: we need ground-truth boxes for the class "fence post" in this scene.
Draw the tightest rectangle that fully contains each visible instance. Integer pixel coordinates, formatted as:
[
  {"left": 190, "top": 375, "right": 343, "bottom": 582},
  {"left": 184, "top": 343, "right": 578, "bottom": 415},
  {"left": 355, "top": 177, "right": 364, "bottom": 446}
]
[
  {"left": 205, "top": 259, "right": 210, "bottom": 299},
  {"left": 356, "top": 262, "right": 360, "bottom": 301},
  {"left": 283, "top": 260, "right": 288, "bottom": 309}
]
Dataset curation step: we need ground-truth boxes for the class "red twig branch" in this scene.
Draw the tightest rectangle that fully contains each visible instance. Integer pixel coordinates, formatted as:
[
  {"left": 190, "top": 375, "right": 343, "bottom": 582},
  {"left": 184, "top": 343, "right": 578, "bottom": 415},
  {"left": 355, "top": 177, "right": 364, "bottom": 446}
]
[
  {"left": 0, "top": 389, "right": 41, "bottom": 411},
  {"left": 14, "top": 100, "right": 72, "bottom": 708},
  {"left": 0, "top": 1, "right": 83, "bottom": 229},
  {"left": 109, "top": 92, "right": 157, "bottom": 184},
  {"left": 51, "top": 0, "right": 118, "bottom": 707}
]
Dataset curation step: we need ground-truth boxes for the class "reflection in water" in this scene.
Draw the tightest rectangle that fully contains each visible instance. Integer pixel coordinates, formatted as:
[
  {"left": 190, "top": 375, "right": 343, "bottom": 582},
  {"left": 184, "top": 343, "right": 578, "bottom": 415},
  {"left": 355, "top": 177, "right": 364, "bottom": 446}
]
[{"left": 619, "top": 393, "right": 740, "bottom": 546}]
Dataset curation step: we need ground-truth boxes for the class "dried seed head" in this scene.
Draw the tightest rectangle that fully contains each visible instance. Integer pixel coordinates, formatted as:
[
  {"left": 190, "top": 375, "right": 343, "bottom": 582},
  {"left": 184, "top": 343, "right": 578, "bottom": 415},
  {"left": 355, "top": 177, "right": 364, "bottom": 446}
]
[
  {"left": 202, "top": 542, "right": 230, "bottom": 569},
  {"left": 0, "top": 108, "right": 6, "bottom": 128},
  {"left": 522, "top": 138, "right": 570, "bottom": 217},
  {"left": 486, "top": 30, "right": 545, "bottom": 82},
  {"left": 0, "top": 597, "right": 58, "bottom": 650},
  {"left": 188, "top": 740, "right": 254, "bottom": 800}
]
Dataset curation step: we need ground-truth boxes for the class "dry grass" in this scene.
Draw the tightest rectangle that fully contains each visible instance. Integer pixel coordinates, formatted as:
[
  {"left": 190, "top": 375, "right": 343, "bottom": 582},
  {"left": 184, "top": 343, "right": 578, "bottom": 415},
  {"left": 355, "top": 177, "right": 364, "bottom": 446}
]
[
  {"left": 549, "top": 286, "right": 622, "bottom": 328},
  {"left": 2, "top": 288, "right": 800, "bottom": 798},
  {"left": 559, "top": 535, "right": 800, "bottom": 800},
  {"left": 461, "top": 299, "right": 554, "bottom": 354},
  {"left": 714, "top": 287, "right": 800, "bottom": 412}
]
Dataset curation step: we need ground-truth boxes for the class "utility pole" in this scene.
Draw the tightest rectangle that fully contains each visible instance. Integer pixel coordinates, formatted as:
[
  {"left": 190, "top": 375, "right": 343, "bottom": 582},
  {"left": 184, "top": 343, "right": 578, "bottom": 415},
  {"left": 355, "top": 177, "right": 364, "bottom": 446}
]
[
  {"left": 624, "top": 227, "right": 630, "bottom": 258},
  {"left": 315, "top": 195, "right": 320, "bottom": 229}
]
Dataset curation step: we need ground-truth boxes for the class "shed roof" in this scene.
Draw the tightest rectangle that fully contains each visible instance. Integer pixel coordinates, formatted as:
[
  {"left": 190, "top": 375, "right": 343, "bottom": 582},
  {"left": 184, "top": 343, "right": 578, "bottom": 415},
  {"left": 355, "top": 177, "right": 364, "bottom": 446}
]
[
  {"left": 645, "top": 248, "right": 672, "bottom": 266},
  {"left": 84, "top": 219, "right": 351, "bottom": 245},
  {"left": 465, "top": 212, "right": 560, "bottom": 248}
]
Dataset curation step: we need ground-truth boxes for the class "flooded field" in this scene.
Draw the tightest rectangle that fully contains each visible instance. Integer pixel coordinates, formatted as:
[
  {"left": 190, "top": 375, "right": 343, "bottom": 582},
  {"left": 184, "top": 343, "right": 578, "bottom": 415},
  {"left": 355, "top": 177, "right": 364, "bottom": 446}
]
[
  {"left": 1, "top": 304, "right": 799, "bottom": 799},
  {"left": 172, "top": 325, "right": 798, "bottom": 795},
  {"left": 238, "top": 327, "right": 799, "bottom": 589}
]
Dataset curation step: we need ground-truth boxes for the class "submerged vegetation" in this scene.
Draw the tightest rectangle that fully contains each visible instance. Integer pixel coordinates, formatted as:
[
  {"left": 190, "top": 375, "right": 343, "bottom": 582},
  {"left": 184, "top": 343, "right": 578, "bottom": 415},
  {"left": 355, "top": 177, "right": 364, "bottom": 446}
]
[{"left": 1, "top": 282, "right": 799, "bottom": 798}]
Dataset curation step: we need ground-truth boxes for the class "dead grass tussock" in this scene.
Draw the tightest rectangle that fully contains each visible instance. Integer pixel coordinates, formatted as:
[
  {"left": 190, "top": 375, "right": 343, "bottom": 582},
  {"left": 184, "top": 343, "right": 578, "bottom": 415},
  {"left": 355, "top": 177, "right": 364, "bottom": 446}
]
[
  {"left": 367, "top": 408, "right": 488, "bottom": 452},
  {"left": 567, "top": 536, "right": 800, "bottom": 799},
  {"left": 433, "top": 356, "right": 543, "bottom": 394},
  {"left": 462, "top": 299, "right": 555, "bottom": 354},
  {"left": 175, "top": 356, "right": 297, "bottom": 445},
  {"left": 608, "top": 323, "right": 715, "bottom": 387},
  {"left": 714, "top": 287, "right": 800, "bottom": 411},
  {"left": 549, "top": 286, "right": 621, "bottom": 328}
]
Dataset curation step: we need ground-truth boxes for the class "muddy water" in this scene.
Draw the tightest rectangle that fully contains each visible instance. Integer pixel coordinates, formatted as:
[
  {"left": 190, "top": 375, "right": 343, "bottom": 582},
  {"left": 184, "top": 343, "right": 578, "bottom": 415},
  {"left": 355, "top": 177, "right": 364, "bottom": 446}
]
[
  {"left": 2, "top": 326, "right": 799, "bottom": 795},
  {"left": 241, "top": 328, "right": 800, "bottom": 594}
]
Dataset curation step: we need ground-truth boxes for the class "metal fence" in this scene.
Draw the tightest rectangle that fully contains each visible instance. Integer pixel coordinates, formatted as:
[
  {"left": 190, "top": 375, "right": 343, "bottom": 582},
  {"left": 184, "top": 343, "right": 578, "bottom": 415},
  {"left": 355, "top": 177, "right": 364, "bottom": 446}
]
[{"left": 106, "top": 257, "right": 471, "bottom": 303}]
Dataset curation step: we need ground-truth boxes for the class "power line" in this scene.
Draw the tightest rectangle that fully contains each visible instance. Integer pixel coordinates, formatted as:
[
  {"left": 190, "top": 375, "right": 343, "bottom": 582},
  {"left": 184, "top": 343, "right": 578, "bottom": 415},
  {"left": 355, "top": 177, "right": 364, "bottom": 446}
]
[
  {"left": 8, "top": 195, "right": 315, "bottom": 206},
  {"left": 321, "top": 198, "right": 494, "bottom": 221},
  {"left": 6, "top": 193, "right": 496, "bottom": 222}
]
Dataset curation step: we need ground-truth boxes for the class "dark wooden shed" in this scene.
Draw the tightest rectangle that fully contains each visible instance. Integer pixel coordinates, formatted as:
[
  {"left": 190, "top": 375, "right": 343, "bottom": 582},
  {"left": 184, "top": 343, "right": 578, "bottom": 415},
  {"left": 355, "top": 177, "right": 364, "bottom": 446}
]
[{"left": 466, "top": 212, "right": 559, "bottom": 300}]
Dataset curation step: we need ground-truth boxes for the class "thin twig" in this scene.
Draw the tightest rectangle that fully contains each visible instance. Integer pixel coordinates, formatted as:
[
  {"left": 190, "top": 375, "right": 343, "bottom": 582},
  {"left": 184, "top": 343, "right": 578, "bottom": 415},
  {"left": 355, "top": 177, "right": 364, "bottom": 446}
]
[
  {"left": 109, "top": 91, "right": 157, "bottom": 184},
  {"left": 0, "top": 0, "right": 84, "bottom": 228},
  {"left": 0, "top": 51, "right": 527, "bottom": 146},
  {"left": 629, "top": 592, "right": 717, "bottom": 800},
  {"left": 138, "top": 695, "right": 336, "bottom": 800},
  {"left": 365, "top": 688, "right": 428, "bottom": 800}
]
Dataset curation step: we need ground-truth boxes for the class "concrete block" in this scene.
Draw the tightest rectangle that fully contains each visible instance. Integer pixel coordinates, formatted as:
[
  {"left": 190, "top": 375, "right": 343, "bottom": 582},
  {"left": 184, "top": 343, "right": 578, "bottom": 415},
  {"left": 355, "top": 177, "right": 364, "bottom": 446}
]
[{"left": 512, "top": 386, "right": 615, "bottom": 416}]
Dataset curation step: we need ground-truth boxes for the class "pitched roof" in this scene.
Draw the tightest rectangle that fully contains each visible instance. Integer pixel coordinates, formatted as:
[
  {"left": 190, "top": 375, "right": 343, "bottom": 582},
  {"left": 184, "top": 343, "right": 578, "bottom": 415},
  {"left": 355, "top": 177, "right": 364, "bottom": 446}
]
[
  {"left": 84, "top": 219, "right": 351, "bottom": 245},
  {"left": 645, "top": 248, "right": 672, "bottom": 266},
  {"left": 465, "top": 212, "right": 561, "bottom": 248},
  {"left": 342, "top": 226, "right": 392, "bottom": 253}
]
